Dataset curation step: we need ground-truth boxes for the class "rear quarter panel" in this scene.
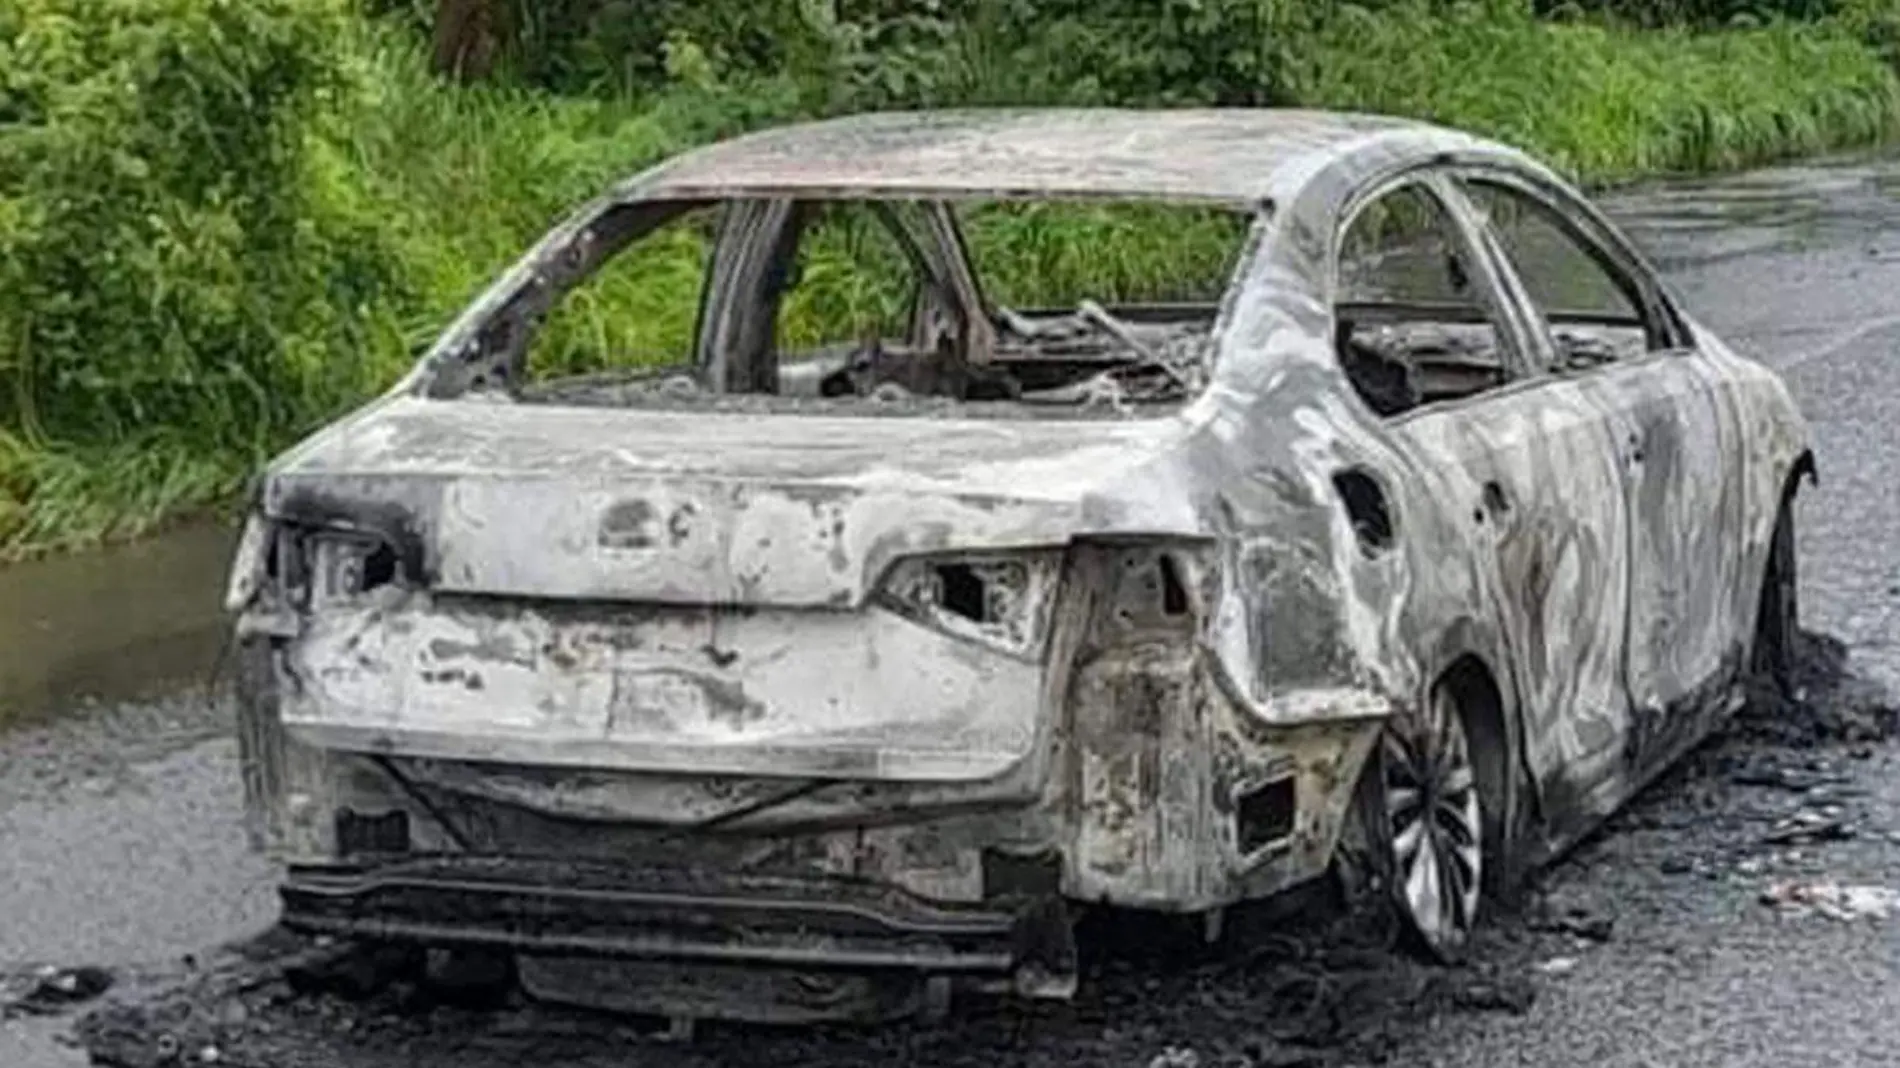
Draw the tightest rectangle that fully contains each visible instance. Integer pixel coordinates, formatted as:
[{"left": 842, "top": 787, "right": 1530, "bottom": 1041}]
[{"left": 1693, "top": 321, "right": 1812, "bottom": 650}]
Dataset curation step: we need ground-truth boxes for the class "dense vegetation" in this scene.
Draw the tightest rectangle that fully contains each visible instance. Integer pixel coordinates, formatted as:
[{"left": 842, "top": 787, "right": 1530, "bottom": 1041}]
[{"left": 2, "top": 0, "right": 1898, "bottom": 559}]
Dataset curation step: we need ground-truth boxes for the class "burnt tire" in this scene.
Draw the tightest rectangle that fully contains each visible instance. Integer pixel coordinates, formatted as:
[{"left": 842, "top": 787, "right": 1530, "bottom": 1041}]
[
  {"left": 1752, "top": 498, "right": 1799, "bottom": 697},
  {"left": 1331, "top": 678, "right": 1490, "bottom": 963},
  {"left": 1381, "top": 682, "right": 1485, "bottom": 963}
]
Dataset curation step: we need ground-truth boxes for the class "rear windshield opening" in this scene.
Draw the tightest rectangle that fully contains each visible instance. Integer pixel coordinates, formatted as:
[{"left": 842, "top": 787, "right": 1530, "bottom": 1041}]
[{"left": 505, "top": 197, "right": 1253, "bottom": 417}]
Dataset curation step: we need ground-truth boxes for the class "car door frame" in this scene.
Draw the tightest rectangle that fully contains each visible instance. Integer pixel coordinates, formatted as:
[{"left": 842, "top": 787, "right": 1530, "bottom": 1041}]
[
  {"left": 1446, "top": 162, "right": 1750, "bottom": 788},
  {"left": 1331, "top": 164, "right": 1643, "bottom": 849}
]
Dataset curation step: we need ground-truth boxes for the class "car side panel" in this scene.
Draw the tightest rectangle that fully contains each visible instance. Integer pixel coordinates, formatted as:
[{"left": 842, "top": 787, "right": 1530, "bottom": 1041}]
[
  {"left": 1392, "top": 379, "right": 1635, "bottom": 834},
  {"left": 1570, "top": 352, "right": 1748, "bottom": 776},
  {"left": 1693, "top": 327, "right": 1813, "bottom": 654}
]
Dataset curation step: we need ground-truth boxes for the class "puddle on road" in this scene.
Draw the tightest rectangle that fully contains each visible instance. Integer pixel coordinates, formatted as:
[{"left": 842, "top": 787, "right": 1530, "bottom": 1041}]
[{"left": 0, "top": 522, "right": 236, "bottom": 728}]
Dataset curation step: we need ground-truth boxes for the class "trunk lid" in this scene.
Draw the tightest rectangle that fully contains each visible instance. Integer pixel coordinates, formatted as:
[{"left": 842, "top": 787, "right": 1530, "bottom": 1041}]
[{"left": 262, "top": 396, "right": 1196, "bottom": 606}]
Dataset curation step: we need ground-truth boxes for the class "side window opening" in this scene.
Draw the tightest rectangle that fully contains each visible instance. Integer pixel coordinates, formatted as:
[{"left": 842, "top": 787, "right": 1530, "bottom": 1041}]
[
  {"left": 1334, "top": 183, "right": 1513, "bottom": 418},
  {"left": 1464, "top": 180, "right": 1658, "bottom": 372},
  {"left": 522, "top": 205, "right": 717, "bottom": 386},
  {"left": 771, "top": 203, "right": 1010, "bottom": 400}
]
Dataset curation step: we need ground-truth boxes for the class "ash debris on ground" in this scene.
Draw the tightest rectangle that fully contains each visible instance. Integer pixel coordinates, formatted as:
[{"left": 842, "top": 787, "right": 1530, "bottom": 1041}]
[
  {"left": 66, "top": 629, "right": 1900, "bottom": 1068},
  {"left": 1758, "top": 880, "right": 1900, "bottom": 921},
  {"left": 1737, "top": 629, "right": 1900, "bottom": 746},
  {"left": 2, "top": 966, "right": 114, "bottom": 1019},
  {"left": 1553, "top": 627, "right": 1900, "bottom": 925}
]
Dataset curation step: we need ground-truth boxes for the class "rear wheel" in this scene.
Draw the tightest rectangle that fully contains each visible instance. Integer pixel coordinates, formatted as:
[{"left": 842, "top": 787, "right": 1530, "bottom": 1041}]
[
  {"left": 1382, "top": 682, "right": 1484, "bottom": 961},
  {"left": 1752, "top": 498, "right": 1799, "bottom": 695}
]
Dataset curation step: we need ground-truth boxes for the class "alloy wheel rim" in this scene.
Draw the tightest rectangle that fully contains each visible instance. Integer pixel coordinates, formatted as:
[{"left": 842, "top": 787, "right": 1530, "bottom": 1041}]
[{"left": 1383, "top": 687, "right": 1482, "bottom": 954}]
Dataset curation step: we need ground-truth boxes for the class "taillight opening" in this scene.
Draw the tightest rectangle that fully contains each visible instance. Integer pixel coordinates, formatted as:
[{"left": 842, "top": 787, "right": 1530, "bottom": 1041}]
[
  {"left": 309, "top": 534, "right": 400, "bottom": 607},
  {"left": 875, "top": 551, "right": 1061, "bottom": 660},
  {"left": 936, "top": 563, "right": 990, "bottom": 623},
  {"left": 268, "top": 528, "right": 403, "bottom": 609}
]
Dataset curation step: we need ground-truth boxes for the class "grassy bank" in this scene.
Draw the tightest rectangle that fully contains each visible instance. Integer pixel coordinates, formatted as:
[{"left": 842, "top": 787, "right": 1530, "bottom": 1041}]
[
  {"left": 1298, "top": 4, "right": 1899, "bottom": 180},
  {"left": 3, "top": 0, "right": 1898, "bottom": 561}
]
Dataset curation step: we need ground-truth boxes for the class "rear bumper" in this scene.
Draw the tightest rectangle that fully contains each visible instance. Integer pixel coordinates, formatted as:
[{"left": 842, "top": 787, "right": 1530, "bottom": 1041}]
[{"left": 279, "top": 855, "right": 1073, "bottom": 983}]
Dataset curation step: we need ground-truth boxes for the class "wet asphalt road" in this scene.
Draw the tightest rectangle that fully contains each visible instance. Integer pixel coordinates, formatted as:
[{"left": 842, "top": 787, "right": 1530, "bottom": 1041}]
[{"left": 7, "top": 154, "right": 1900, "bottom": 1066}]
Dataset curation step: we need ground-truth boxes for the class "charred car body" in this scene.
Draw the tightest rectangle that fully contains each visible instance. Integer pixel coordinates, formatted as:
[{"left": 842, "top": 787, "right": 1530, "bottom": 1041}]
[{"left": 225, "top": 109, "right": 1811, "bottom": 1020}]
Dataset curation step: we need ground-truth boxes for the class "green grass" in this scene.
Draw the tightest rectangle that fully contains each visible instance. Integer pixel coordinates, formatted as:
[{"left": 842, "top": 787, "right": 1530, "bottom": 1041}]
[
  {"left": 1294, "top": 3, "right": 1900, "bottom": 182},
  {"left": 3, "top": 2, "right": 1898, "bottom": 562}
]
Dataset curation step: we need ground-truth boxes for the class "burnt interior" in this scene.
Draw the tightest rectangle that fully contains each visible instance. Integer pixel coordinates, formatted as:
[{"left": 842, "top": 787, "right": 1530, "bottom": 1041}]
[
  {"left": 516, "top": 309, "right": 1218, "bottom": 415},
  {"left": 1335, "top": 305, "right": 1646, "bottom": 418},
  {"left": 460, "top": 198, "right": 1239, "bottom": 414},
  {"left": 1332, "top": 177, "right": 1664, "bottom": 419},
  {"left": 439, "top": 176, "right": 1669, "bottom": 421},
  {"left": 1331, "top": 182, "right": 1515, "bottom": 418},
  {"left": 1336, "top": 307, "right": 1507, "bottom": 416}
]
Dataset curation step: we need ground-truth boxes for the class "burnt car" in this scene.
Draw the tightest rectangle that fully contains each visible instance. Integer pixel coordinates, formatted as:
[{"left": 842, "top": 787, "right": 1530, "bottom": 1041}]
[{"left": 225, "top": 109, "right": 1811, "bottom": 1021}]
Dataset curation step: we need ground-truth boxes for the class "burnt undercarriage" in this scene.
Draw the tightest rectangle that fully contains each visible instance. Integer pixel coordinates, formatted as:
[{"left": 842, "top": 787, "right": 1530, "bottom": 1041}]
[
  {"left": 270, "top": 775, "right": 1085, "bottom": 1024},
  {"left": 278, "top": 852, "right": 1078, "bottom": 1023}
]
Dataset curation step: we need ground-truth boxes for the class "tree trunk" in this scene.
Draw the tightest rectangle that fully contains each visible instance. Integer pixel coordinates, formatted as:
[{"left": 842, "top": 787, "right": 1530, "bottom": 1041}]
[{"left": 432, "top": 0, "right": 501, "bottom": 82}]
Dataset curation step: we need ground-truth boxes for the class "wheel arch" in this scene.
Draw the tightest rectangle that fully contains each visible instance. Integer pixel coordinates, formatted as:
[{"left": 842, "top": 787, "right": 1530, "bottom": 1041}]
[
  {"left": 1432, "top": 650, "right": 1520, "bottom": 897},
  {"left": 1746, "top": 445, "right": 1813, "bottom": 636},
  {"left": 1787, "top": 448, "right": 1817, "bottom": 499}
]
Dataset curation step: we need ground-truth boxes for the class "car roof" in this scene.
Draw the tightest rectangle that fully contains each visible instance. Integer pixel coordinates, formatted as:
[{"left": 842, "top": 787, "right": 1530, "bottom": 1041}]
[{"left": 621, "top": 108, "right": 1481, "bottom": 208}]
